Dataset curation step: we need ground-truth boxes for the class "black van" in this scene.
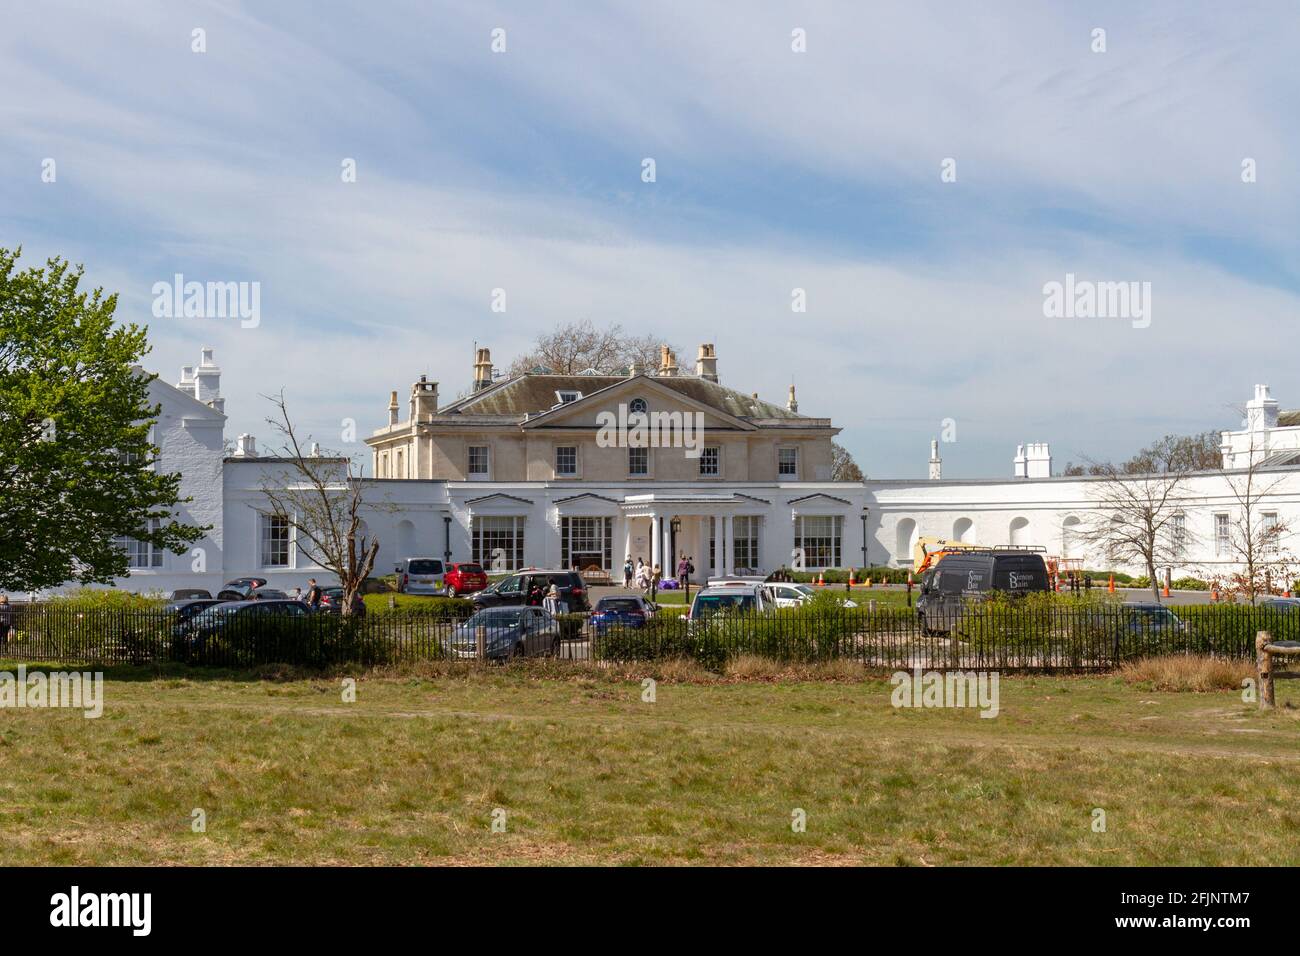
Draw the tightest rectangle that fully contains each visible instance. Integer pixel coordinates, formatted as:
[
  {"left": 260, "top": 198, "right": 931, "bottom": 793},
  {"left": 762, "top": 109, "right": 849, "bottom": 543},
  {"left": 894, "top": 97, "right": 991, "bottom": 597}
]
[{"left": 916, "top": 551, "right": 1050, "bottom": 634}]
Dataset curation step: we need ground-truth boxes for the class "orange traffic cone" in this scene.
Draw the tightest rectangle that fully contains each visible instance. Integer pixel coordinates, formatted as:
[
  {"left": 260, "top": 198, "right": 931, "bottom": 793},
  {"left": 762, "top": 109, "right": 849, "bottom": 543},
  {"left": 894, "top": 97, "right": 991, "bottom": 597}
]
[
  {"left": 865, "top": 576, "right": 872, "bottom": 588},
  {"left": 1107, "top": 574, "right": 1115, "bottom": 594},
  {"left": 816, "top": 573, "right": 824, "bottom": 587},
  {"left": 848, "top": 569, "right": 856, "bottom": 587},
  {"left": 1162, "top": 582, "right": 1170, "bottom": 598}
]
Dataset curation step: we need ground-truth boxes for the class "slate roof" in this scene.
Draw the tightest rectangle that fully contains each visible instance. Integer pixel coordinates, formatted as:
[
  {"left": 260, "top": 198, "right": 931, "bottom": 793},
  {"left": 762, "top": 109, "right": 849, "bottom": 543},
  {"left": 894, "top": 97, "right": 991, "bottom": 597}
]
[{"left": 439, "top": 373, "right": 808, "bottom": 421}]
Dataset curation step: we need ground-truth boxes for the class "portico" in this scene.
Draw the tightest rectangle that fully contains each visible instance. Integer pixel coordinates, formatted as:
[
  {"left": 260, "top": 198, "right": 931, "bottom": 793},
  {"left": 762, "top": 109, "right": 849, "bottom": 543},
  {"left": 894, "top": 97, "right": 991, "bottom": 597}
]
[{"left": 620, "top": 493, "right": 769, "bottom": 579}]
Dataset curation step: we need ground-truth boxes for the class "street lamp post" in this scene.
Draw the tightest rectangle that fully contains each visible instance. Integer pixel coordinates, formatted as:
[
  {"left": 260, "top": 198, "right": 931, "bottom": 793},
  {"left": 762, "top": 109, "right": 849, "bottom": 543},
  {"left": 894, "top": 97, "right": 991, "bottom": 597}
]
[{"left": 860, "top": 506, "right": 869, "bottom": 571}]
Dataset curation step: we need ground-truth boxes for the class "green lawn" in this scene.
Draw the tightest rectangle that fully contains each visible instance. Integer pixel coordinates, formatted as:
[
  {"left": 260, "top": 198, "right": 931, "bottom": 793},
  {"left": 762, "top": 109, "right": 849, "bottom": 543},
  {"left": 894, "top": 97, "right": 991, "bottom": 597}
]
[{"left": 1, "top": 662, "right": 1297, "bottom": 866}]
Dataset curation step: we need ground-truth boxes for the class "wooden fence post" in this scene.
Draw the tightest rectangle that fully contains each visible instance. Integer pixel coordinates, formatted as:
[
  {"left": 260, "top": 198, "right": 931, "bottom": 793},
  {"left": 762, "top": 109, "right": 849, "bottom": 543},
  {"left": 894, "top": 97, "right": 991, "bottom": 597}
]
[{"left": 1257, "top": 631, "right": 1275, "bottom": 710}]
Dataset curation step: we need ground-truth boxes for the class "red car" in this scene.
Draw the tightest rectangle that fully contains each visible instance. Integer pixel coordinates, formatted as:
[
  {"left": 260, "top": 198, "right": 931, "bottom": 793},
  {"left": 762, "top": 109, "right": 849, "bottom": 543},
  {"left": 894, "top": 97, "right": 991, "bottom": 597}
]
[{"left": 444, "top": 562, "right": 488, "bottom": 597}]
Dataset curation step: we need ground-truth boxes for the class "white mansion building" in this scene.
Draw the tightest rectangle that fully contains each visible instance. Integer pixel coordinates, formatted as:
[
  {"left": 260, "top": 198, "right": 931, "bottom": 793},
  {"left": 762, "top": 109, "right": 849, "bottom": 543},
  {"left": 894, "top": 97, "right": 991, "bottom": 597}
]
[{"left": 87, "top": 345, "right": 1300, "bottom": 595}]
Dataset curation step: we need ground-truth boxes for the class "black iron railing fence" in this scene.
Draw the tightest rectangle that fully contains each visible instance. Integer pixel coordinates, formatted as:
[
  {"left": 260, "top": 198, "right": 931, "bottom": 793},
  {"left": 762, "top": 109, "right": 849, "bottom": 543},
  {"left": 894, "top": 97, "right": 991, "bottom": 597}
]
[{"left": 0, "top": 602, "right": 1292, "bottom": 671}]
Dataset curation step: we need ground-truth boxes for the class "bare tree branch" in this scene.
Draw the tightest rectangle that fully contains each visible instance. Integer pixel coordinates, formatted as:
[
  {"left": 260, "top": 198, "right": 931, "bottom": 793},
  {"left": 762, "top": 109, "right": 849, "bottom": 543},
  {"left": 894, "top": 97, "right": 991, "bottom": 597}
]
[{"left": 257, "top": 391, "right": 392, "bottom": 616}]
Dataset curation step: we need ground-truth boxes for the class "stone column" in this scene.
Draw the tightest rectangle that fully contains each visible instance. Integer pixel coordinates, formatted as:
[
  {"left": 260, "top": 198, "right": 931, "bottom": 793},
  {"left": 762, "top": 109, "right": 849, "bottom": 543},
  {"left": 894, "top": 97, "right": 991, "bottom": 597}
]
[
  {"left": 650, "top": 514, "right": 661, "bottom": 570},
  {"left": 722, "top": 515, "right": 734, "bottom": 576}
]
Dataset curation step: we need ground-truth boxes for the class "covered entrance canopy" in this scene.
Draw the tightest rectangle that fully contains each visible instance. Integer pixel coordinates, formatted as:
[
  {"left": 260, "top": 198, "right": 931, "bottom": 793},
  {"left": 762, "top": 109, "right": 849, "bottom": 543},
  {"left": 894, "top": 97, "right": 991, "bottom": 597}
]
[{"left": 619, "top": 492, "right": 769, "bottom": 578}]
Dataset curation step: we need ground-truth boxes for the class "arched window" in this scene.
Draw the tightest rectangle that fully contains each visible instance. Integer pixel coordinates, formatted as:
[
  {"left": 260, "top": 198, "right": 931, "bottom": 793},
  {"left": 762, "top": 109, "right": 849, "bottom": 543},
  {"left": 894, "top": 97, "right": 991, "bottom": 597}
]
[{"left": 953, "top": 517, "right": 974, "bottom": 543}]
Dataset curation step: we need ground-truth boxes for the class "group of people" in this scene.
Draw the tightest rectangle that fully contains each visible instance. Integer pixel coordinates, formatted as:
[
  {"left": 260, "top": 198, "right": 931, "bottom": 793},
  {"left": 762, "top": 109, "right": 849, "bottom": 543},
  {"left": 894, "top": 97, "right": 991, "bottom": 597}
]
[
  {"left": 522, "top": 582, "right": 568, "bottom": 615},
  {"left": 622, "top": 553, "right": 696, "bottom": 599}
]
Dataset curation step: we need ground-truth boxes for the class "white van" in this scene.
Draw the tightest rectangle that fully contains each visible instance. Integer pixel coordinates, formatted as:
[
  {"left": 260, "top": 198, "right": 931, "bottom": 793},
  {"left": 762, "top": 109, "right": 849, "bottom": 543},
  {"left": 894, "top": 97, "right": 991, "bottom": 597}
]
[{"left": 395, "top": 557, "right": 446, "bottom": 595}]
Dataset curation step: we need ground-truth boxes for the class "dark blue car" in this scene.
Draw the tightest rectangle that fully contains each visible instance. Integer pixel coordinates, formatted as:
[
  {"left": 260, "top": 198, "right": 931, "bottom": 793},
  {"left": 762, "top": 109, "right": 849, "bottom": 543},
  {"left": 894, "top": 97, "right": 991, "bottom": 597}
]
[{"left": 589, "top": 596, "right": 657, "bottom": 635}]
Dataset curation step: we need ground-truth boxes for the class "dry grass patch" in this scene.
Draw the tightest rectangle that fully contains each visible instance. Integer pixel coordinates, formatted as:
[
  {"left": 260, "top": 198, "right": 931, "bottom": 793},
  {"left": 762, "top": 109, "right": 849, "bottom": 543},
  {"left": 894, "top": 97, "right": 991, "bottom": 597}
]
[
  {"left": 1118, "top": 655, "right": 1254, "bottom": 692},
  {"left": 3, "top": 669, "right": 1300, "bottom": 865},
  {"left": 723, "top": 654, "right": 868, "bottom": 682}
]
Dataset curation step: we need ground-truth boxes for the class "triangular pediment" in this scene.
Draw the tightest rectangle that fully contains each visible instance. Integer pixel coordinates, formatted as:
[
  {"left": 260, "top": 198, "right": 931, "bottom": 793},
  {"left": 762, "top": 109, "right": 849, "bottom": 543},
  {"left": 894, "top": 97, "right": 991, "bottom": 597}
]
[{"left": 521, "top": 375, "right": 756, "bottom": 432}]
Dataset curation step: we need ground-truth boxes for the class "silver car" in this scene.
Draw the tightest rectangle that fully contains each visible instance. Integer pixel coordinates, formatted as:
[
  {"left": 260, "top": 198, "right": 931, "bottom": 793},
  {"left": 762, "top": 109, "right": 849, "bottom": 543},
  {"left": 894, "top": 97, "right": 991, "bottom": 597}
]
[
  {"left": 395, "top": 557, "right": 446, "bottom": 595},
  {"left": 447, "top": 606, "right": 561, "bottom": 661}
]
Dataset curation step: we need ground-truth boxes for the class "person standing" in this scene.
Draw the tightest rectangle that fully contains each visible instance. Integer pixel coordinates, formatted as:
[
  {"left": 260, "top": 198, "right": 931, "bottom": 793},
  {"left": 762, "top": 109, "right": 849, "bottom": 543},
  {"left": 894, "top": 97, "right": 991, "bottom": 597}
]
[
  {"left": 543, "top": 584, "right": 562, "bottom": 617},
  {"left": 650, "top": 563, "right": 661, "bottom": 603},
  {"left": 623, "top": 556, "right": 634, "bottom": 589},
  {"left": 677, "top": 553, "right": 692, "bottom": 600},
  {"left": 305, "top": 578, "right": 323, "bottom": 610},
  {"left": 0, "top": 595, "right": 11, "bottom": 647}
]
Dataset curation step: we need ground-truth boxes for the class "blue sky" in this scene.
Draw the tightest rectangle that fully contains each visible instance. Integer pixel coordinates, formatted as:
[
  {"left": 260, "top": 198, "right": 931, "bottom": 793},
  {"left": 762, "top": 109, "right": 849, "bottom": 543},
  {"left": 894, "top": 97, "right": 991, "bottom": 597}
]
[{"left": 3, "top": 0, "right": 1298, "bottom": 477}]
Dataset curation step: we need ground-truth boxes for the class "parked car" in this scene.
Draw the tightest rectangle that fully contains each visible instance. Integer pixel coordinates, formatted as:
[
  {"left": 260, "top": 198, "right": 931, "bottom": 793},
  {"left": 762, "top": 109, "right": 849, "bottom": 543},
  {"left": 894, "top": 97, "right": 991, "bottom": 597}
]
[
  {"left": 470, "top": 569, "right": 590, "bottom": 613},
  {"left": 181, "top": 599, "right": 312, "bottom": 648},
  {"left": 1122, "top": 603, "right": 1186, "bottom": 634},
  {"left": 216, "top": 577, "right": 271, "bottom": 600},
  {"left": 765, "top": 581, "right": 858, "bottom": 609},
  {"left": 319, "top": 587, "right": 365, "bottom": 616},
  {"left": 589, "top": 595, "right": 657, "bottom": 634},
  {"left": 1262, "top": 598, "right": 1300, "bottom": 613},
  {"left": 446, "top": 606, "right": 561, "bottom": 661},
  {"left": 164, "top": 598, "right": 224, "bottom": 638},
  {"left": 169, "top": 588, "right": 213, "bottom": 601},
  {"left": 916, "top": 550, "right": 1050, "bottom": 634},
  {"left": 395, "top": 558, "right": 446, "bottom": 595},
  {"left": 687, "top": 582, "right": 772, "bottom": 623},
  {"left": 443, "top": 562, "right": 489, "bottom": 597}
]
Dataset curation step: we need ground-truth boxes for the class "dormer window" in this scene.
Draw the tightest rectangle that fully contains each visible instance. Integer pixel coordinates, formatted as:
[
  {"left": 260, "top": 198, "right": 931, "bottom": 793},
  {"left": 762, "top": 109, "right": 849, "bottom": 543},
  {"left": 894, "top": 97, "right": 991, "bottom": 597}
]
[{"left": 556, "top": 390, "right": 582, "bottom": 405}]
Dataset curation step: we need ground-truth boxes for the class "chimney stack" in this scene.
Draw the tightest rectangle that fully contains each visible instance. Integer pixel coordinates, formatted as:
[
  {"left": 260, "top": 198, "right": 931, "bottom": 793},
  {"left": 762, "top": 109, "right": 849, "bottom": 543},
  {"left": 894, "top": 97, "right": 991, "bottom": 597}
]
[
  {"left": 474, "top": 348, "right": 494, "bottom": 391},
  {"left": 1246, "top": 383, "right": 1279, "bottom": 431},
  {"left": 695, "top": 343, "right": 718, "bottom": 382},
  {"left": 192, "top": 347, "right": 222, "bottom": 412},
  {"left": 234, "top": 433, "right": 257, "bottom": 458},
  {"left": 1026, "top": 442, "right": 1052, "bottom": 479},
  {"left": 388, "top": 390, "right": 399, "bottom": 427},
  {"left": 787, "top": 384, "right": 798, "bottom": 413},
  {"left": 410, "top": 375, "right": 439, "bottom": 421},
  {"left": 929, "top": 439, "right": 942, "bottom": 480},
  {"left": 657, "top": 345, "right": 678, "bottom": 377}
]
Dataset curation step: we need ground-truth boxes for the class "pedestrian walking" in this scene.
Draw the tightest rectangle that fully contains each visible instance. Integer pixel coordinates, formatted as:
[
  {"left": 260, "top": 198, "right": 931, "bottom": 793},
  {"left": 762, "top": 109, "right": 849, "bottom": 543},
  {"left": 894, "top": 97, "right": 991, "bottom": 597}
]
[{"left": 305, "top": 578, "right": 323, "bottom": 610}]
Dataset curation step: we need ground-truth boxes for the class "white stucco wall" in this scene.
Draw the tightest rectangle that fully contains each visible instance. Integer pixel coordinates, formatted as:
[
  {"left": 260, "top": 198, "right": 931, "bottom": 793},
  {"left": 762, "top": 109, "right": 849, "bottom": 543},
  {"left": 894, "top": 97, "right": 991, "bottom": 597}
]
[{"left": 43, "top": 364, "right": 1300, "bottom": 595}]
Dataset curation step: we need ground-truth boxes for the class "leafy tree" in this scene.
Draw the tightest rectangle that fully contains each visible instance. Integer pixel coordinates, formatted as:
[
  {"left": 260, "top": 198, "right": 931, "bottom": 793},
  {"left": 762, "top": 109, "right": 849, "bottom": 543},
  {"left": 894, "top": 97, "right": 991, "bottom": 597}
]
[{"left": 0, "top": 248, "right": 204, "bottom": 592}]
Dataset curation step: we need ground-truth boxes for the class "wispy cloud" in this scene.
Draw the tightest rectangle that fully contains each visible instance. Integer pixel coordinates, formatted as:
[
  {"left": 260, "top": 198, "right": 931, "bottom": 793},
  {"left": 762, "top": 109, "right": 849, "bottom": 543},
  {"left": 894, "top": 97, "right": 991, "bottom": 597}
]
[{"left": 2, "top": 0, "right": 1296, "bottom": 477}]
